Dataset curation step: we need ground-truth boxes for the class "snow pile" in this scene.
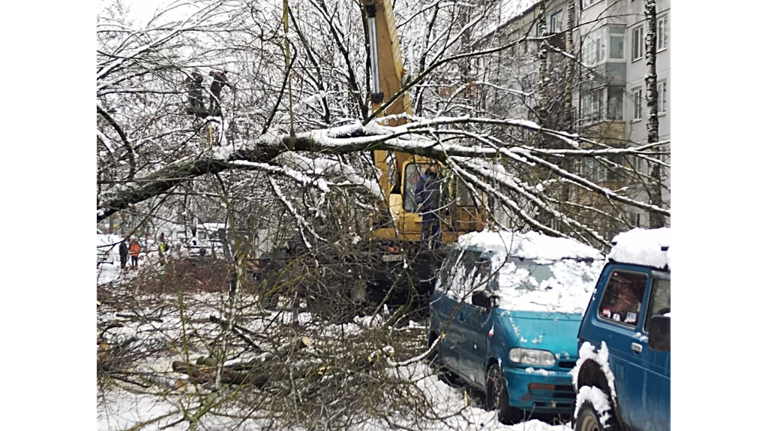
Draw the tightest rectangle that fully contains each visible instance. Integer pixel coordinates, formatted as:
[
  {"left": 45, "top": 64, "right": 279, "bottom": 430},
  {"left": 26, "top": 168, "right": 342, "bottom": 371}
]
[
  {"left": 608, "top": 228, "right": 671, "bottom": 270},
  {"left": 458, "top": 230, "right": 603, "bottom": 261},
  {"left": 354, "top": 314, "right": 384, "bottom": 328}
]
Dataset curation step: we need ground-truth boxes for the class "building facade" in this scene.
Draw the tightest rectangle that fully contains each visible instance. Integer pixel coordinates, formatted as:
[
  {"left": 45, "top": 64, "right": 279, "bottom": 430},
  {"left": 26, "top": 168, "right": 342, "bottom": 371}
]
[{"left": 474, "top": 0, "right": 670, "bottom": 238}]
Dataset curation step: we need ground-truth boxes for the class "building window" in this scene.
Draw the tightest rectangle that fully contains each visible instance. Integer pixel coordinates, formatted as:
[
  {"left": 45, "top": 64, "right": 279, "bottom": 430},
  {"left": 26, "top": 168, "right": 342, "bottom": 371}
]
[
  {"left": 607, "top": 87, "right": 623, "bottom": 120},
  {"left": 632, "top": 87, "right": 642, "bottom": 121},
  {"left": 584, "top": 29, "right": 606, "bottom": 66},
  {"left": 584, "top": 0, "right": 600, "bottom": 8},
  {"left": 582, "top": 158, "right": 607, "bottom": 182},
  {"left": 609, "top": 26, "right": 625, "bottom": 60},
  {"left": 606, "top": 154, "right": 622, "bottom": 182},
  {"left": 550, "top": 10, "right": 564, "bottom": 34},
  {"left": 634, "top": 155, "right": 645, "bottom": 175},
  {"left": 657, "top": 80, "right": 667, "bottom": 114},
  {"left": 631, "top": 25, "right": 644, "bottom": 62},
  {"left": 584, "top": 89, "right": 604, "bottom": 122},
  {"left": 657, "top": 15, "right": 668, "bottom": 51}
]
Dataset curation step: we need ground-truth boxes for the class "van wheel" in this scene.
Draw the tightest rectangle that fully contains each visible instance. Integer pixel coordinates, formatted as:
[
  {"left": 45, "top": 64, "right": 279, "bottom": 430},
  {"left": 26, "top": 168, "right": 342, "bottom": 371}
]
[
  {"left": 574, "top": 389, "right": 619, "bottom": 431},
  {"left": 486, "top": 363, "right": 523, "bottom": 424}
]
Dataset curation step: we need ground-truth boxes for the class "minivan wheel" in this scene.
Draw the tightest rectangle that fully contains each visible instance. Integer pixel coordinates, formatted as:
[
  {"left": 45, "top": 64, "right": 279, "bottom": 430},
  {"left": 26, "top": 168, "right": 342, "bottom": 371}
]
[
  {"left": 485, "top": 363, "right": 523, "bottom": 424},
  {"left": 573, "top": 391, "right": 619, "bottom": 431}
]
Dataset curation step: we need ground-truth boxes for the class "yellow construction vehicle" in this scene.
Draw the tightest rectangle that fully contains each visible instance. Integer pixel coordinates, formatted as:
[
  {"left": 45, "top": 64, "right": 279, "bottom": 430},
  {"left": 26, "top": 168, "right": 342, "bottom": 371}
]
[{"left": 361, "top": 0, "right": 486, "bottom": 306}]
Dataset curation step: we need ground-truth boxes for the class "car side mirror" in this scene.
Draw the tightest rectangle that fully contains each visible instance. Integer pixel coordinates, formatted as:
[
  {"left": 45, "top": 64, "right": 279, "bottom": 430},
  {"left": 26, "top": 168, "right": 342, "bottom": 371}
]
[
  {"left": 471, "top": 290, "right": 494, "bottom": 309},
  {"left": 648, "top": 315, "right": 670, "bottom": 352}
]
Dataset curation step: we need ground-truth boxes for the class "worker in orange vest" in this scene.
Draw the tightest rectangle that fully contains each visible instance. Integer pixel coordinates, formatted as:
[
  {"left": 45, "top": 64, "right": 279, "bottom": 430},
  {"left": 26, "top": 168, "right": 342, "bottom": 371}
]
[{"left": 129, "top": 238, "right": 141, "bottom": 269}]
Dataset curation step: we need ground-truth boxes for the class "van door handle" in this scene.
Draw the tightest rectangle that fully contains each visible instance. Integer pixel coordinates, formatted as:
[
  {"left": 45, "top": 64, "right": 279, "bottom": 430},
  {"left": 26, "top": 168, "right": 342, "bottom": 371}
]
[
  {"left": 458, "top": 312, "right": 464, "bottom": 321},
  {"left": 631, "top": 342, "right": 643, "bottom": 353}
]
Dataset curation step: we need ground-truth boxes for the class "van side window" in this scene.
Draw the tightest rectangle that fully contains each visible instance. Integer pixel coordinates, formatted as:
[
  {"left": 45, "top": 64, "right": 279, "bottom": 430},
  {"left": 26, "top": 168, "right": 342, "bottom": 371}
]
[
  {"left": 450, "top": 250, "right": 483, "bottom": 299},
  {"left": 436, "top": 249, "right": 461, "bottom": 293},
  {"left": 473, "top": 256, "right": 491, "bottom": 292},
  {"left": 643, "top": 277, "right": 671, "bottom": 332},
  {"left": 597, "top": 270, "right": 648, "bottom": 328}
]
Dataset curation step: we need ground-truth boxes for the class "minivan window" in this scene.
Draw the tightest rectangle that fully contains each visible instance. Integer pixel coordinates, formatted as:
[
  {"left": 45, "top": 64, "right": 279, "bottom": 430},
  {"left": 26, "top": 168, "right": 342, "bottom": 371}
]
[
  {"left": 444, "top": 249, "right": 487, "bottom": 299},
  {"left": 437, "top": 249, "right": 461, "bottom": 293},
  {"left": 643, "top": 277, "right": 671, "bottom": 332},
  {"left": 597, "top": 270, "right": 648, "bottom": 328}
]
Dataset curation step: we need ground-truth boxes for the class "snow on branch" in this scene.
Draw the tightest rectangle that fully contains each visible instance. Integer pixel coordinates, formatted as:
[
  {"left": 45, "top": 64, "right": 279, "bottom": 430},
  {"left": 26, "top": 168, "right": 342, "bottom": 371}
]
[
  {"left": 97, "top": 116, "right": 669, "bottom": 223},
  {"left": 447, "top": 158, "right": 568, "bottom": 239},
  {"left": 456, "top": 158, "right": 608, "bottom": 247},
  {"left": 267, "top": 178, "right": 323, "bottom": 250},
  {"left": 228, "top": 160, "right": 330, "bottom": 193}
]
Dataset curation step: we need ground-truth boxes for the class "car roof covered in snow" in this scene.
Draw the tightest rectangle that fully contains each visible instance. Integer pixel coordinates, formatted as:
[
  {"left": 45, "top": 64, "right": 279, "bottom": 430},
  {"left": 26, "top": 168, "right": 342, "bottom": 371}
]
[
  {"left": 457, "top": 230, "right": 603, "bottom": 261},
  {"left": 608, "top": 228, "right": 670, "bottom": 270}
]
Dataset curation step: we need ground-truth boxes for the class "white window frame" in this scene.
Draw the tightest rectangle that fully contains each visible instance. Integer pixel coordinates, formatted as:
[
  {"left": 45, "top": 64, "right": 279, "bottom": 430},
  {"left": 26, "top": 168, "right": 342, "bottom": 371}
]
[
  {"left": 634, "top": 155, "right": 645, "bottom": 175},
  {"left": 631, "top": 25, "right": 644, "bottom": 62},
  {"left": 608, "top": 26, "right": 625, "bottom": 61},
  {"left": 582, "top": 89, "right": 604, "bottom": 123},
  {"left": 657, "top": 80, "right": 667, "bottom": 115},
  {"left": 550, "top": 10, "right": 564, "bottom": 34},
  {"left": 584, "top": 28, "right": 607, "bottom": 67},
  {"left": 582, "top": 158, "right": 607, "bottom": 183},
  {"left": 583, "top": 0, "right": 600, "bottom": 9},
  {"left": 657, "top": 15, "right": 669, "bottom": 51},
  {"left": 632, "top": 87, "right": 643, "bottom": 121}
]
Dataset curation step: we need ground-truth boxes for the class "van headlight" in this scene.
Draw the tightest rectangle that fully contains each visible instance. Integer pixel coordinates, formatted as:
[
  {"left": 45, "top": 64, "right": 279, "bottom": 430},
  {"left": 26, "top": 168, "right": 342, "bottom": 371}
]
[{"left": 509, "top": 348, "right": 556, "bottom": 367}]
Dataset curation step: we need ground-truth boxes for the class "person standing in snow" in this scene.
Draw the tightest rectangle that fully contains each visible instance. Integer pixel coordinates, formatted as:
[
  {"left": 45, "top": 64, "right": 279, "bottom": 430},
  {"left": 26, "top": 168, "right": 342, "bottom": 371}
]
[
  {"left": 129, "top": 238, "right": 141, "bottom": 269},
  {"left": 118, "top": 239, "right": 129, "bottom": 270},
  {"left": 208, "top": 71, "right": 232, "bottom": 116},
  {"left": 415, "top": 163, "right": 442, "bottom": 250},
  {"left": 158, "top": 232, "right": 168, "bottom": 265}
]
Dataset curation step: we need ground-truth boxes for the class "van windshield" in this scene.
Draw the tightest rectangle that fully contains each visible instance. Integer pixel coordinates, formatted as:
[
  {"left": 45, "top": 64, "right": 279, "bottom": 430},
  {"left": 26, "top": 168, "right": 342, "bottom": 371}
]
[{"left": 492, "top": 256, "right": 603, "bottom": 314}]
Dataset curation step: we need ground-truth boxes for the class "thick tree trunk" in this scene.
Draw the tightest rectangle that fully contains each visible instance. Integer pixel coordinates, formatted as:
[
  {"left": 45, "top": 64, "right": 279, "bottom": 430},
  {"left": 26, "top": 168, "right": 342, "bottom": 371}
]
[
  {"left": 563, "top": 0, "right": 575, "bottom": 130},
  {"left": 644, "top": 0, "right": 666, "bottom": 228},
  {"left": 537, "top": 3, "right": 549, "bottom": 122}
]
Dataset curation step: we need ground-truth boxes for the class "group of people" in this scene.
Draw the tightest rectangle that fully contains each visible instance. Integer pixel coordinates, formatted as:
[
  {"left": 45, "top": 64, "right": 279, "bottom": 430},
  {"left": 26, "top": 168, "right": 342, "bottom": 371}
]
[
  {"left": 184, "top": 70, "right": 232, "bottom": 118},
  {"left": 117, "top": 233, "right": 175, "bottom": 271},
  {"left": 118, "top": 237, "right": 142, "bottom": 270}
]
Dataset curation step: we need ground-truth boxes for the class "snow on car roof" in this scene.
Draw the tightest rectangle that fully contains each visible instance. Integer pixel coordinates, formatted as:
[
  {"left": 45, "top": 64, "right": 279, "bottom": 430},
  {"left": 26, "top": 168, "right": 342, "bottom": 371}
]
[
  {"left": 457, "top": 230, "right": 604, "bottom": 261},
  {"left": 453, "top": 230, "right": 604, "bottom": 314},
  {"left": 608, "top": 228, "right": 671, "bottom": 270}
]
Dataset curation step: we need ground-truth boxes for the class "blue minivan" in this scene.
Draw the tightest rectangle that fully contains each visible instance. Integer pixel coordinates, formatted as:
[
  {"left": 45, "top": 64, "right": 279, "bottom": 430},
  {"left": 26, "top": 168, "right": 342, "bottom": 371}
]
[
  {"left": 572, "top": 228, "right": 670, "bottom": 431},
  {"left": 428, "top": 230, "right": 604, "bottom": 424}
]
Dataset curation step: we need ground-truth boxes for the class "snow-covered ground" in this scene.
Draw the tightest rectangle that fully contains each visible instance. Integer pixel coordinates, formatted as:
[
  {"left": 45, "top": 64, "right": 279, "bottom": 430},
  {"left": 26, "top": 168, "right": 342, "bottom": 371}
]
[
  {"left": 95, "top": 228, "right": 584, "bottom": 430},
  {"left": 98, "top": 359, "right": 572, "bottom": 431},
  {"left": 97, "top": 269, "right": 574, "bottom": 431}
]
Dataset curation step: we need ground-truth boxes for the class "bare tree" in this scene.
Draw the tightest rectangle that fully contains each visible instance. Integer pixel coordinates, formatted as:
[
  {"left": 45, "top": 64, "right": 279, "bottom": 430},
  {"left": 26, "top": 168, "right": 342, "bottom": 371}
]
[
  {"left": 96, "top": 1, "right": 671, "bottom": 428},
  {"left": 644, "top": 0, "right": 666, "bottom": 228}
]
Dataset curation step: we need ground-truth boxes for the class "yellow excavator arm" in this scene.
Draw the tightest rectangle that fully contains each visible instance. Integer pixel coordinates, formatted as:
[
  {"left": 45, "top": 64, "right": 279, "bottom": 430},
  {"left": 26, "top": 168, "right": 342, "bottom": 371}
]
[{"left": 362, "top": 0, "right": 484, "bottom": 241}]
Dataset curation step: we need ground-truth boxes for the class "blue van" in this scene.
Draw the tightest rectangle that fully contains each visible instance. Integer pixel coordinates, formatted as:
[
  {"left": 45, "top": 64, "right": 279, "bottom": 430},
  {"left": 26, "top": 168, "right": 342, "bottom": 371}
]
[
  {"left": 428, "top": 231, "right": 603, "bottom": 424},
  {"left": 572, "top": 228, "right": 670, "bottom": 431}
]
